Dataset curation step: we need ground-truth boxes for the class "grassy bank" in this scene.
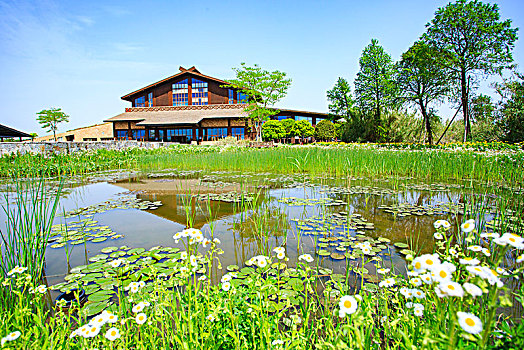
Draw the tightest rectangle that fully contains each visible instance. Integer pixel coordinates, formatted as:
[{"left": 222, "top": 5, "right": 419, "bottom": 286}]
[
  {"left": 1, "top": 143, "right": 523, "bottom": 187},
  {"left": 1, "top": 222, "right": 523, "bottom": 349}
]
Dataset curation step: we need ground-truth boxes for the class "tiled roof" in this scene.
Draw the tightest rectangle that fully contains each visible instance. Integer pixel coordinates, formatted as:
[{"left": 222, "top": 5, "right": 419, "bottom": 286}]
[
  {"left": 104, "top": 104, "right": 248, "bottom": 126},
  {"left": 121, "top": 66, "right": 230, "bottom": 101}
]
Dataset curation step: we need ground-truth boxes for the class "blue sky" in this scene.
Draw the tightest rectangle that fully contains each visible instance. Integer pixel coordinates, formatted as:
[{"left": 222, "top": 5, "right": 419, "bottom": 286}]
[{"left": 1, "top": 0, "right": 523, "bottom": 136}]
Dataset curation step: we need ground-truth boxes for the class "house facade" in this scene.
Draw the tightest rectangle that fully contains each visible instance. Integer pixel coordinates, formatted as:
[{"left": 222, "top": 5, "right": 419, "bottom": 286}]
[{"left": 105, "top": 66, "right": 328, "bottom": 143}]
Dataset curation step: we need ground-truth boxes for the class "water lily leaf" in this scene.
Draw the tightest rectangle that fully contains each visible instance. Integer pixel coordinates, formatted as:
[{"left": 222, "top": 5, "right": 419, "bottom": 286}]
[
  {"left": 317, "top": 249, "right": 330, "bottom": 256},
  {"left": 330, "top": 253, "right": 345, "bottom": 260},
  {"left": 84, "top": 301, "right": 109, "bottom": 316},
  {"left": 394, "top": 242, "right": 409, "bottom": 249},
  {"left": 226, "top": 265, "right": 239, "bottom": 272},
  {"left": 88, "top": 291, "right": 114, "bottom": 302}
]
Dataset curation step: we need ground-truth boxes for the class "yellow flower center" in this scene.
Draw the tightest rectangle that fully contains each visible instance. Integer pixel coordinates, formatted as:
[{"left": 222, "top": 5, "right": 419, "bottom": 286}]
[
  {"left": 464, "top": 223, "right": 470, "bottom": 228},
  {"left": 111, "top": 330, "right": 117, "bottom": 336},
  {"left": 509, "top": 237, "right": 515, "bottom": 242},
  {"left": 415, "top": 262, "right": 421, "bottom": 269},
  {"left": 343, "top": 300, "right": 352, "bottom": 309},
  {"left": 426, "top": 260, "right": 434, "bottom": 266},
  {"left": 439, "top": 271, "right": 447, "bottom": 278},
  {"left": 465, "top": 318, "right": 475, "bottom": 327},
  {"left": 447, "top": 285, "right": 455, "bottom": 290}
]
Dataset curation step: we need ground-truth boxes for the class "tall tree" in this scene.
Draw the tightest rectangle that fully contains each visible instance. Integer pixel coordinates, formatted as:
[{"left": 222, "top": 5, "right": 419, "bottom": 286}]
[
  {"left": 398, "top": 40, "right": 449, "bottom": 144},
  {"left": 354, "top": 39, "right": 398, "bottom": 141},
  {"left": 326, "top": 78, "right": 354, "bottom": 122},
  {"left": 36, "top": 107, "right": 70, "bottom": 141},
  {"left": 424, "top": 0, "right": 518, "bottom": 141},
  {"left": 225, "top": 63, "right": 292, "bottom": 141},
  {"left": 495, "top": 73, "right": 524, "bottom": 143}
]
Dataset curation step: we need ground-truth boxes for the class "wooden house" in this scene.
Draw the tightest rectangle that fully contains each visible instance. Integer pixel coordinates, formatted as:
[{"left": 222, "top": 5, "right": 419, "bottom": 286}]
[{"left": 105, "top": 66, "right": 328, "bottom": 143}]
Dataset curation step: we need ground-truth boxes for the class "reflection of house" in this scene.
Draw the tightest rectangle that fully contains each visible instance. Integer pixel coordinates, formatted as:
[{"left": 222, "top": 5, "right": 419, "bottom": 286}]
[
  {"left": 34, "top": 123, "right": 114, "bottom": 142},
  {"left": 105, "top": 66, "right": 328, "bottom": 143}
]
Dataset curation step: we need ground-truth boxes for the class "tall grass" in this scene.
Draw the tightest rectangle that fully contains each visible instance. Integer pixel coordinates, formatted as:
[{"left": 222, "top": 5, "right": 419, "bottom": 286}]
[
  {"left": 138, "top": 146, "right": 524, "bottom": 187},
  {"left": 0, "top": 178, "right": 62, "bottom": 281},
  {"left": 1, "top": 145, "right": 522, "bottom": 188}
]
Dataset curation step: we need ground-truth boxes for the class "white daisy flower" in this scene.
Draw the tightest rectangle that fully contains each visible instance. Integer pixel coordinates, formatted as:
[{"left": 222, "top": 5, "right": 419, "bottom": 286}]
[
  {"left": 206, "top": 314, "right": 216, "bottom": 321},
  {"left": 222, "top": 281, "right": 231, "bottom": 292},
  {"left": 109, "top": 259, "right": 124, "bottom": 268},
  {"left": 449, "top": 247, "right": 458, "bottom": 257},
  {"left": 459, "top": 257, "right": 480, "bottom": 266},
  {"left": 412, "top": 289, "right": 425, "bottom": 299},
  {"left": 467, "top": 245, "right": 482, "bottom": 252},
  {"left": 105, "top": 327, "right": 120, "bottom": 341},
  {"left": 1, "top": 331, "right": 21, "bottom": 346},
  {"left": 420, "top": 273, "right": 433, "bottom": 284},
  {"left": 457, "top": 312, "right": 483, "bottom": 334},
  {"left": 434, "top": 232, "right": 444, "bottom": 240},
  {"left": 135, "top": 313, "right": 147, "bottom": 325},
  {"left": 480, "top": 232, "right": 500, "bottom": 239},
  {"left": 86, "top": 325, "right": 101, "bottom": 338},
  {"left": 377, "top": 268, "right": 390, "bottom": 274},
  {"left": 414, "top": 308, "right": 423, "bottom": 317},
  {"left": 379, "top": 278, "right": 396, "bottom": 288},
  {"left": 461, "top": 219, "right": 475, "bottom": 233},
  {"left": 273, "top": 247, "right": 285, "bottom": 254},
  {"left": 298, "top": 254, "right": 314, "bottom": 263},
  {"left": 412, "top": 254, "right": 440, "bottom": 272},
  {"left": 463, "top": 282, "right": 483, "bottom": 297},
  {"left": 36, "top": 285, "right": 47, "bottom": 294},
  {"left": 517, "top": 254, "right": 524, "bottom": 263},
  {"left": 494, "top": 233, "right": 524, "bottom": 249},
  {"left": 7, "top": 266, "right": 27, "bottom": 276},
  {"left": 89, "top": 313, "right": 109, "bottom": 327},
  {"left": 438, "top": 281, "right": 464, "bottom": 297},
  {"left": 410, "top": 277, "right": 422, "bottom": 287},
  {"left": 431, "top": 263, "right": 455, "bottom": 283},
  {"left": 339, "top": 295, "right": 358, "bottom": 316}
]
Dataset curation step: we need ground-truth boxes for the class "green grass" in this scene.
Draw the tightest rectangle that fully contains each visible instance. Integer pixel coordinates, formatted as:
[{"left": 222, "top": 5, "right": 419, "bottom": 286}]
[
  {"left": 1, "top": 221, "right": 523, "bottom": 349},
  {"left": 1, "top": 144, "right": 523, "bottom": 188}
]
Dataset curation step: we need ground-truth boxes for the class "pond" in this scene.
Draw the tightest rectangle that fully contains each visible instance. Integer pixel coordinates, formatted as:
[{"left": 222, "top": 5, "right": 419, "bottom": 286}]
[{"left": 1, "top": 169, "right": 519, "bottom": 317}]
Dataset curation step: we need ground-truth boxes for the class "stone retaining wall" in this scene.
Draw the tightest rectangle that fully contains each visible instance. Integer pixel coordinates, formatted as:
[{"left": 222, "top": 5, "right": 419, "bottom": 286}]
[{"left": 0, "top": 141, "right": 178, "bottom": 157}]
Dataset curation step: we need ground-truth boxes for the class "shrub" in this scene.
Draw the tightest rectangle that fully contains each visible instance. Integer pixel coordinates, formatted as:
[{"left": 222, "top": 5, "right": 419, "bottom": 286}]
[{"left": 314, "top": 120, "right": 336, "bottom": 141}]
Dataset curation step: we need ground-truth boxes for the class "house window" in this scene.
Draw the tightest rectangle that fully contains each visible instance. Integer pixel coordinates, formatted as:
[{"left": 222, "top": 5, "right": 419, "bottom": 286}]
[
  {"left": 191, "top": 79, "right": 208, "bottom": 105},
  {"left": 237, "top": 92, "right": 248, "bottom": 103},
  {"left": 132, "top": 129, "right": 146, "bottom": 141},
  {"left": 148, "top": 92, "right": 153, "bottom": 107},
  {"left": 203, "top": 128, "right": 227, "bottom": 141},
  {"left": 135, "top": 96, "right": 145, "bottom": 107},
  {"left": 116, "top": 130, "right": 129, "bottom": 139},
  {"left": 173, "top": 79, "right": 189, "bottom": 106},
  {"left": 295, "top": 115, "right": 313, "bottom": 124},
  {"left": 228, "top": 89, "right": 234, "bottom": 104},
  {"left": 232, "top": 127, "right": 244, "bottom": 139},
  {"left": 166, "top": 128, "right": 193, "bottom": 143}
]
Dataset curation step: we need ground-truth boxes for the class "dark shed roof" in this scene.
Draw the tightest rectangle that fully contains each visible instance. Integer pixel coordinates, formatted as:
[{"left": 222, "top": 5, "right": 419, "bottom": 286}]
[{"left": 0, "top": 124, "right": 32, "bottom": 138}]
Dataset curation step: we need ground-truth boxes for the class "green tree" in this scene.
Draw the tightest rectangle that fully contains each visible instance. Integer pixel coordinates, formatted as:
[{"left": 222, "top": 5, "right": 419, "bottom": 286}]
[
  {"left": 314, "top": 120, "right": 336, "bottom": 141},
  {"left": 293, "top": 120, "right": 314, "bottom": 142},
  {"left": 281, "top": 118, "right": 296, "bottom": 139},
  {"left": 469, "top": 94, "right": 499, "bottom": 141},
  {"left": 36, "top": 108, "right": 70, "bottom": 141},
  {"left": 424, "top": 0, "right": 518, "bottom": 141},
  {"left": 225, "top": 63, "right": 292, "bottom": 141},
  {"left": 398, "top": 40, "right": 449, "bottom": 144},
  {"left": 354, "top": 39, "right": 398, "bottom": 141},
  {"left": 327, "top": 78, "right": 354, "bottom": 122},
  {"left": 261, "top": 120, "right": 286, "bottom": 142},
  {"left": 495, "top": 73, "right": 524, "bottom": 143}
]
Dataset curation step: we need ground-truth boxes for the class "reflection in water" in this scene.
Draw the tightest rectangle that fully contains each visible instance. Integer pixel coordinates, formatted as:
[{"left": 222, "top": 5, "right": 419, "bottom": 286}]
[{"left": 4, "top": 171, "right": 520, "bottom": 316}]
